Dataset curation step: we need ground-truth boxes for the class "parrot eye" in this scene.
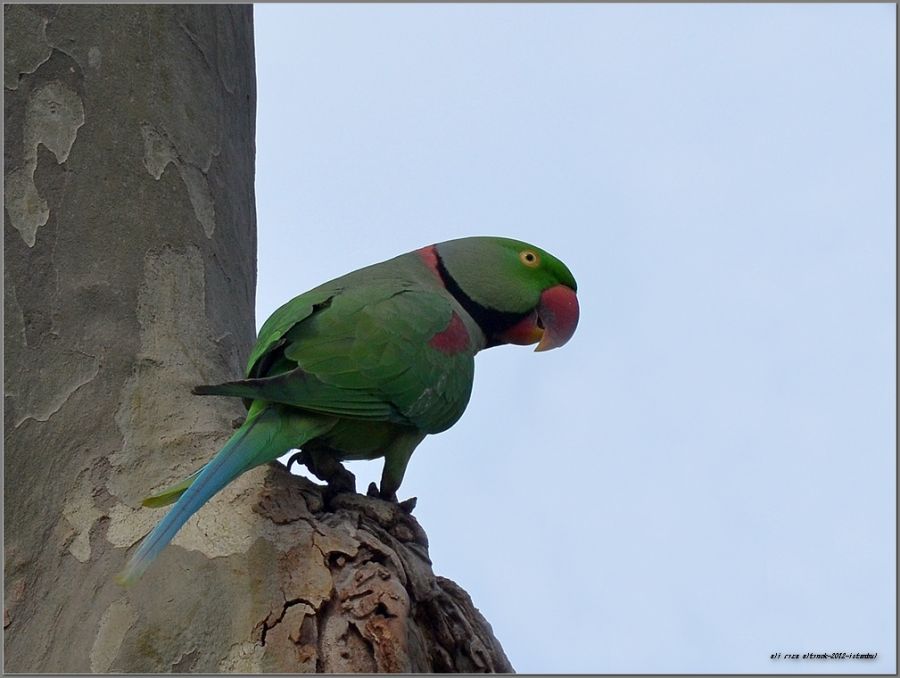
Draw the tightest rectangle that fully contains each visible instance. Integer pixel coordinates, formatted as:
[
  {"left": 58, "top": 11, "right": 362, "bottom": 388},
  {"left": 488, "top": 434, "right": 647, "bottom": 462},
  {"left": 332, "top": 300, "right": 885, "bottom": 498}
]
[{"left": 519, "top": 250, "right": 540, "bottom": 268}]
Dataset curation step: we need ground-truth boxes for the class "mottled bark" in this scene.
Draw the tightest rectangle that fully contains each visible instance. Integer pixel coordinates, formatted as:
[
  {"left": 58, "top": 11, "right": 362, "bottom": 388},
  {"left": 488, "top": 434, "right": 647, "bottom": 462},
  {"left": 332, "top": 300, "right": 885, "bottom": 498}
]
[{"left": 4, "top": 4, "right": 511, "bottom": 673}]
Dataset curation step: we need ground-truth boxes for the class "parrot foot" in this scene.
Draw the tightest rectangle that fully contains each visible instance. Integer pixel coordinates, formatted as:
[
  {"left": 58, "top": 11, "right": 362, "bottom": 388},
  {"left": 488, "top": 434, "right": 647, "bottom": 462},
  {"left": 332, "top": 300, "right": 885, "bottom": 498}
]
[
  {"left": 367, "top": 482, "right": 417, "bottom": 514},
  {"left": 293, "top": 447, "right": 357, "bottom": 498},
  {"left": 231, "top": 416, "right": 246, "bottom": 429}
]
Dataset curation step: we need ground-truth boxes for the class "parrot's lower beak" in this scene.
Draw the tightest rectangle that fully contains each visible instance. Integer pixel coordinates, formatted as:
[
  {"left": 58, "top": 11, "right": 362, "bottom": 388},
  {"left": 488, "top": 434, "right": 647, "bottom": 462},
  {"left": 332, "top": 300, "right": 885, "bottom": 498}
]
[{"left": 499, "top": 285, "right": 579, "bottom": 351}]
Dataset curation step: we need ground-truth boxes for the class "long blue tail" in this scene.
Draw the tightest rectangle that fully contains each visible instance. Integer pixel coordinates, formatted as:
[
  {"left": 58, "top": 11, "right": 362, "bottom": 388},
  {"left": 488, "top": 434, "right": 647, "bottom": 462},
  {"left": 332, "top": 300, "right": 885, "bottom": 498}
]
[{"left": 117, "top": 403, "right": 330, "bottom": 585}]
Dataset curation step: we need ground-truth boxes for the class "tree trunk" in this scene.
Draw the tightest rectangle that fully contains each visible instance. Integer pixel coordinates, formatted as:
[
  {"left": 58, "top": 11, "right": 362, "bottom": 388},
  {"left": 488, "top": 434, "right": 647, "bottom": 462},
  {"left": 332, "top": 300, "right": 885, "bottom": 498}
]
[{"left": 4, "top": 5, "right": 512, "bottom": 672}]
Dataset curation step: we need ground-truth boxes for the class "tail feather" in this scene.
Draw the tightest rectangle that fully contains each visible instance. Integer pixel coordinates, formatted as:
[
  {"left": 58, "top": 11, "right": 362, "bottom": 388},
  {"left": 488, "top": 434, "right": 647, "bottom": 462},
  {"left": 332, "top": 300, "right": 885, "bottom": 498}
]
[
  {"left": 141, "top": 465, "right": 206, "bottom": 508},
  {"left": 117, "top": 403, "right": 331, "bottom": 585}
]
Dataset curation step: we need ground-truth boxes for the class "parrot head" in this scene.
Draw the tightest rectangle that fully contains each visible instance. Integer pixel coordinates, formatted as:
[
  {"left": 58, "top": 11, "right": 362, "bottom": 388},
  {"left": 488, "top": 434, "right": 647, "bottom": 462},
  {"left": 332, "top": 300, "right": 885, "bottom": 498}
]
[{"left": 433, "top": 236, "right": 579, "bottom": 351}]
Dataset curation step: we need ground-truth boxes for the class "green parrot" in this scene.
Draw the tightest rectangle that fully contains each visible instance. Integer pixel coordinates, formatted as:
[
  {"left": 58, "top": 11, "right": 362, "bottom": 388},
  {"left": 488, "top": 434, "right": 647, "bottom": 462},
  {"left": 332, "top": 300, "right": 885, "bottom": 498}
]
[{"left": 118, "top": 236, "right": 578, "bottom": 584}]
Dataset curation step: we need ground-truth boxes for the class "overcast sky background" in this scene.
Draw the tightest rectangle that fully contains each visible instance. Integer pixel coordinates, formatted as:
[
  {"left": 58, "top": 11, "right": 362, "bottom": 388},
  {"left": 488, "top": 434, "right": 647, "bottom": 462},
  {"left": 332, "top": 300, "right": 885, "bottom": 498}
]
[{"left": 253, "top": 4, "right": 895, "bottom": 674}]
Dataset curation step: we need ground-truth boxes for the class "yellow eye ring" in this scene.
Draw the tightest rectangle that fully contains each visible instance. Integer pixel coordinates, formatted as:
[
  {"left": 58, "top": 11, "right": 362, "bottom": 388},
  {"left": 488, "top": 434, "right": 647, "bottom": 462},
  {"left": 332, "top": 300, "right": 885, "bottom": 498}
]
[{"left": 519, "top": 250, "right": 540, "bottom": 267}]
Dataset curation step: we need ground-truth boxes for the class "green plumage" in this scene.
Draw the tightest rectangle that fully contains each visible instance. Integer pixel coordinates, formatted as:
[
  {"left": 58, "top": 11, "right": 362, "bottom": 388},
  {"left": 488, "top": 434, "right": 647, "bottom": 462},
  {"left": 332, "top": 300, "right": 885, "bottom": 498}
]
[
  {"left": 119, "top": 236, "right": 578, "bottom": 584},
  {"left": 214, "top": 280, "right": 476, "bottom": 433}
]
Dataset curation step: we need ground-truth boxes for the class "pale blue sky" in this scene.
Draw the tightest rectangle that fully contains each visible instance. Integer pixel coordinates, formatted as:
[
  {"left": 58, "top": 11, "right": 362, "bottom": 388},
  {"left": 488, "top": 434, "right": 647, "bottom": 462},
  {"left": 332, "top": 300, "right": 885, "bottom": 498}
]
[{"left": 254, "top": 4, "right": 895, "bottom": 673}]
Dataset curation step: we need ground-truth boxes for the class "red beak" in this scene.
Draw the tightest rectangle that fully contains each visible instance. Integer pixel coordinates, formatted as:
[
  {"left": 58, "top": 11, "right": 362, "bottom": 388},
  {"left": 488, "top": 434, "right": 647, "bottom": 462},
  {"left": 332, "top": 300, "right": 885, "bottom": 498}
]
[
  {"left": 499, "top": 284, "right": 580, "bottom": 351},
  {"left": 534, "top": 284, "right": 579, "bottom": 351}
]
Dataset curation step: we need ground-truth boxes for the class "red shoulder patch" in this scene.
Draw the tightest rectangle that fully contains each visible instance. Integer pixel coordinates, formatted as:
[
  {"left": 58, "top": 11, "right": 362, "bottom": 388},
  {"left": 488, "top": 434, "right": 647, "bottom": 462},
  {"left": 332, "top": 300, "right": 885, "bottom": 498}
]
[
  {"left": 429, "top": 311, "right": 471, "bottom": 355},
  {"left": 417, "top": 245, "right": 442, "bottom": 282}
]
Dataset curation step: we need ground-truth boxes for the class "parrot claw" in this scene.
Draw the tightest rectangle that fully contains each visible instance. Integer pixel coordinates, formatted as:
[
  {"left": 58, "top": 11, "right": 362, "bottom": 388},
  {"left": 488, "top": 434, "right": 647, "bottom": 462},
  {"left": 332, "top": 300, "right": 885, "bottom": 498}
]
[
  {"left": 366, "top": 481, "right": 396, "bottom": 502},
  {"left": 366, "top": 482, "right": 417, "bottom": 513},
  {"left": 231, "top": 416, "right": 245, "bottom": 429},
  {"left": 286, "top": 450, "right": 306, "bottom": 471}
]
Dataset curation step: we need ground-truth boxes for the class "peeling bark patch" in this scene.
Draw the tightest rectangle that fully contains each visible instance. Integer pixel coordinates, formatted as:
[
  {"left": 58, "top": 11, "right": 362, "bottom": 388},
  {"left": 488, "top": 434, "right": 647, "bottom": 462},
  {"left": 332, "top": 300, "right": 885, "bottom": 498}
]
[
  {"left": 106, "top": 503, "right": 161, "bottom": 549},
  {"left": 106, "top": 459, "right": 266, "bottom": 559},
  {"left": 4, "top": 6, "right": 52, "bottom": 90},
  {"left": 87, "top": 46, "right": 102, "bottom": 70},
  {"left": 90, "top": 599, "right": 137, "bottom": 672},
  {"left": 4, "top": 168, "right": 48, "bottom": 247},
  {"left": 183, "top": 472, "right": 259, "bottom": 557},
  {"left": 62, "top": 489, "right": 104, "bottom": 562},
  {"left": 139, "top": 123, "right": 178, "bottom": 179},
  {"left": 179, "top": 162, "right": 216, "bottom": 237},
  {"left": 140, "top": 122, "right": 216, "bottom": 237},
  {"left": 26, "top": 81, "right": 84, "bottom": 162},
  {"left": 5, "top": 80, "right": 84, "bottom": 246}
]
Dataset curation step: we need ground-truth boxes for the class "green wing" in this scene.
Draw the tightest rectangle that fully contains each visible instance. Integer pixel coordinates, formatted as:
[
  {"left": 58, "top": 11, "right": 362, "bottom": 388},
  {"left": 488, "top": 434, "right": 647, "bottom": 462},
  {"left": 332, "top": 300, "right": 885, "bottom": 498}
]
[
  {"left": 196, "top": 282, "right": 476, "bottom": 434},
  {"left": 245, "top": 286, "right": 337, "bottom": 379}
]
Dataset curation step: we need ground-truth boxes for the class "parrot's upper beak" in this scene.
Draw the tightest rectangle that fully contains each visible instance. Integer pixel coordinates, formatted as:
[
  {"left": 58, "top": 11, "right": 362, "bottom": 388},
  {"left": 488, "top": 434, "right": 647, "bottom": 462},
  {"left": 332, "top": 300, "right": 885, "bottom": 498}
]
[
  {"left": 499, "top": 284, "right": 579, "bottom": 351},
  {"left": 534, "top": 284, "right": 579, "bottom": 351}
]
